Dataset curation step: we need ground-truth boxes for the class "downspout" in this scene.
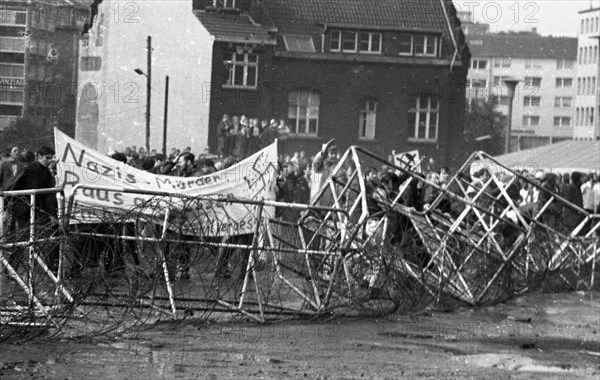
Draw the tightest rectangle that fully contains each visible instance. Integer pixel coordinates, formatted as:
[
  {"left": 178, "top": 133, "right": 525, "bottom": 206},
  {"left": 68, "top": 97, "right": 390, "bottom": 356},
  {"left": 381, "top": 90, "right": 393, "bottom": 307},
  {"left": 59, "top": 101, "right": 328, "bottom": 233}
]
[
  {"left": 321, "top": 24, "right": 326, "bottom": 54},
  {"left": 440, "top": 0, "right": 458, "bottom": 71}
]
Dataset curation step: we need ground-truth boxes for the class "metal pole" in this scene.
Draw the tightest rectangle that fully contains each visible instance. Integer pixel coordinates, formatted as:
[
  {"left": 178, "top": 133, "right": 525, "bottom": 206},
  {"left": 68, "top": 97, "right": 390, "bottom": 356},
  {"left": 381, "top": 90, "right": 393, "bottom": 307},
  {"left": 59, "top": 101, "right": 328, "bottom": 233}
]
[
  {"left": 146, "top": 36, "right": 152, "bottom": 153},
  {"left": 163, "top": 75, "right": 169, "bottom": 156},
  {"left": 505, "top": 92, "right": 514, "bottom": 154}
]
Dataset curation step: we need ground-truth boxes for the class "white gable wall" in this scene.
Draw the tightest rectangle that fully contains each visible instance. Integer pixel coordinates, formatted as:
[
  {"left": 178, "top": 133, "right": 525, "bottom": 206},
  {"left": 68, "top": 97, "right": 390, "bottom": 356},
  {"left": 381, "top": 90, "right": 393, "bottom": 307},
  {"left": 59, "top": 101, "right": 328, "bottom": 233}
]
[{"left": 76, "top": 0, "right": 213, "bottom": 154}]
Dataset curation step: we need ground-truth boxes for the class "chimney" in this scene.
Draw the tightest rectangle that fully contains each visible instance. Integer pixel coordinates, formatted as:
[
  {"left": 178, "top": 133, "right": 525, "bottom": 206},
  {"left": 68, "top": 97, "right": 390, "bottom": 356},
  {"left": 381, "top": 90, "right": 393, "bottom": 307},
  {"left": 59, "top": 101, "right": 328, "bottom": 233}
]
[{"left": 531, "top": 27, "right": 538, "bottom": 34}]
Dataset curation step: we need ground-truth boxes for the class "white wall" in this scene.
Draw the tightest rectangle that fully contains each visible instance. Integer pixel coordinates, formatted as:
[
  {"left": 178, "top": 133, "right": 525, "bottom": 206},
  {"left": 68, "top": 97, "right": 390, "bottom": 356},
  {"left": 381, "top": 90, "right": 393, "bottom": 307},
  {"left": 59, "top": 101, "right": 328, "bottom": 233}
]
[{"left": 76, "top": 0, "right": 213, "bottom": 154}]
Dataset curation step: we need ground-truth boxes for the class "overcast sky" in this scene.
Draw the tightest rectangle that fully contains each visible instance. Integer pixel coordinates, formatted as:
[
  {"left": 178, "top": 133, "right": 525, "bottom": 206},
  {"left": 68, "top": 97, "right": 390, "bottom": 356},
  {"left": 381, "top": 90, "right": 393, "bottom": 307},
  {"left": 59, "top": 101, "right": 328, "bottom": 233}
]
[{"left": 454, "top": 0, "right": 599, "bottom": 37}]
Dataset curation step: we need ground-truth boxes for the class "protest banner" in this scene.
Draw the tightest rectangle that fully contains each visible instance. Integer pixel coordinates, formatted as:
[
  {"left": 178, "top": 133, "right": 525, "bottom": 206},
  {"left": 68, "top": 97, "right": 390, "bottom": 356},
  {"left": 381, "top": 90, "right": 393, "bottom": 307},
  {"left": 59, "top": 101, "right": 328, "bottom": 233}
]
[
  {"left": 392, "top": 149, "right": 422, "bottom": 172},
  {"left": 54, "top": 129, "right": 278, "bottom": 236}
]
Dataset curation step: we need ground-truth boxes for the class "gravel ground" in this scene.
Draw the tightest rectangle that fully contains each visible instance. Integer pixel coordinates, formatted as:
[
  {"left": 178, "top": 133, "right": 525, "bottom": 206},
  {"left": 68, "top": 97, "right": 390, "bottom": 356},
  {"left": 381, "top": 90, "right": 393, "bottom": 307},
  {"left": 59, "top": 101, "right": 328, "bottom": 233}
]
[{"left": 1, "top": 290, "right": 599, "bottom": 379}]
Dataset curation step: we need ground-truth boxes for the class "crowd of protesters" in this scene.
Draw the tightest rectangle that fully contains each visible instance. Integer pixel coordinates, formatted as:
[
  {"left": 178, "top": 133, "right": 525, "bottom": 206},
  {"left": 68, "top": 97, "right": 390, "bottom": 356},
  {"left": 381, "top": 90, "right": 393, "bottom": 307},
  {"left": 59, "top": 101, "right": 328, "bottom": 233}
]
[{"left": 2, "top": 135, "right": 599, "bottom": 284}]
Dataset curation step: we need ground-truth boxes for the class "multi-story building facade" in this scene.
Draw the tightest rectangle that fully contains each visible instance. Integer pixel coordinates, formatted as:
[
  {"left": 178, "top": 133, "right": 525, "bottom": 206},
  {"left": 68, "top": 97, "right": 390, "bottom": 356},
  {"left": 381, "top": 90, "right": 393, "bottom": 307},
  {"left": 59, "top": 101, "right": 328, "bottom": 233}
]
[
  {"left": 573, "top": 6, "right": 600, "bottom": 140},
  {"left": 196, "top": 0, "right": 470, "bottom": 163},
  {"left": 79, "top": 0, "right": 470, "bottom": 163},
  {"left": 466, "top": 30, "right": 577, "bottom": 151},
  {"left": 0, "top": 0, "right": 89, "bottom": 135}
]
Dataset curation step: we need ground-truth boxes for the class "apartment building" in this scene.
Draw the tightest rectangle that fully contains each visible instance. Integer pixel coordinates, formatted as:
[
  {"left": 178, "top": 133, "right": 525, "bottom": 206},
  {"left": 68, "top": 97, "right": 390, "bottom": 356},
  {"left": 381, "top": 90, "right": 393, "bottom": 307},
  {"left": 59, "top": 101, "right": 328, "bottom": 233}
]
[
  {"left": 466, "top": 31, "right": 577, "bottom": 151},
  {"left": 0, "top": 0, "right": 89, "bottom": 135},
  {"left": 573, "top": 6, "right": 600, "bottom": 140}
]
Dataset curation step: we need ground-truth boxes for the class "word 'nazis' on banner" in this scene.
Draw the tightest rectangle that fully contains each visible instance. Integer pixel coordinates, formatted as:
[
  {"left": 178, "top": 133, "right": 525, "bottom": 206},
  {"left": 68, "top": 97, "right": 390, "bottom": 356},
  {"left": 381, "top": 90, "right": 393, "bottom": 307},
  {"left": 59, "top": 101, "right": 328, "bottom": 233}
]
[{"left": 54, "top": 129, "right": 278, "bottom": 237}]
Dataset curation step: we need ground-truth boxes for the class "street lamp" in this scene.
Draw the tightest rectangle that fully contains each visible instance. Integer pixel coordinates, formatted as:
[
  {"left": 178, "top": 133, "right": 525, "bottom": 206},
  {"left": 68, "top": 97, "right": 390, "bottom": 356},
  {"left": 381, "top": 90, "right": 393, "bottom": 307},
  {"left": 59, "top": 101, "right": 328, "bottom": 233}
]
[
  {"left": 134, "top": 36, "right": 152, "bottom": 153},
  {"left": 503, "top": 77, "right": 520, "bottom": 154}
]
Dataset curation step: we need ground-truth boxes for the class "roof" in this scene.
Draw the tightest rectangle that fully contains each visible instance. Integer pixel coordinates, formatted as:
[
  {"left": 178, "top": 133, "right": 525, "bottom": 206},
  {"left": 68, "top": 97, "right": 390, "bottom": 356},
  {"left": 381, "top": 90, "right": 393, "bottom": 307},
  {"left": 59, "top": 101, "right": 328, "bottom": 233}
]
[
  {"left": 262, "top": 0, "right": 456, "bottom": 32},
  {"left": 579, "top": 7, "right": 600, "bottom": 14},
  {"left": 494, "top": 140, "right": 600, "bottom": 173},
  {"left": 259, "top": 0, "right": 465, "bottom": 57},
  {"left": 194, "top": 12, "right": 276, "bottom": 45},
  {"left": 467, "top": 33, "right": 577, "bottom": 60}
]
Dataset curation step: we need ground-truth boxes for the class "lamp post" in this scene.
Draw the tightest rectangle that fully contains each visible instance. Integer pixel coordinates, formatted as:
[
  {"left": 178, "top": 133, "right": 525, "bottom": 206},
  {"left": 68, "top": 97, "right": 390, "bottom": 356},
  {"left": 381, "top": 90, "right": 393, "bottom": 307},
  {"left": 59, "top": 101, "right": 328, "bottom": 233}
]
[
  {"left": 134, "top": 36, "right": 152, "bottom": 153},
  {"left": 503, "top": 78, "right": 520, "bottom": 154}
]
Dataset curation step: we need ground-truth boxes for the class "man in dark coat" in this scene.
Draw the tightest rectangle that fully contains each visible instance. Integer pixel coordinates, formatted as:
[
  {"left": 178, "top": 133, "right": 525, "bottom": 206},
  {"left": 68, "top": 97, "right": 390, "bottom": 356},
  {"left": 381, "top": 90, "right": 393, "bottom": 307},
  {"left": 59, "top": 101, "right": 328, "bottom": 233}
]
[
  {"left": 563, "top": 171, "right": 584, "bottom": 232},
  {"left": 10, "top": 146, "right": 59, "bottom": 272}
]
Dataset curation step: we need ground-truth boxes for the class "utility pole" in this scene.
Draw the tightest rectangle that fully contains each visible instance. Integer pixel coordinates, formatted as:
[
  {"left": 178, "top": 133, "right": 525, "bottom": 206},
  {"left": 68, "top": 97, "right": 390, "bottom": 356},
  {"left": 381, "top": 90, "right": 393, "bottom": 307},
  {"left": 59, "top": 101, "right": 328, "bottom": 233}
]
[
  {"left": 163, "top": 75, "right": 169, "bottom": 156},
  {"left": 145, "top": 36, "right": 152, "bottom": 153}
]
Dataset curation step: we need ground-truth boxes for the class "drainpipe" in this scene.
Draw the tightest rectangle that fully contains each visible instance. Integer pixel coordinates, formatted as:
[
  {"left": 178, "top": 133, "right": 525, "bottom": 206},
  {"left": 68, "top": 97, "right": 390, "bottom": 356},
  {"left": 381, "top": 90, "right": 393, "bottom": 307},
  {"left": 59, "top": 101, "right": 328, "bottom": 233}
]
[{"left": 440, "top": 0, "right": 458, "bottom": 71}]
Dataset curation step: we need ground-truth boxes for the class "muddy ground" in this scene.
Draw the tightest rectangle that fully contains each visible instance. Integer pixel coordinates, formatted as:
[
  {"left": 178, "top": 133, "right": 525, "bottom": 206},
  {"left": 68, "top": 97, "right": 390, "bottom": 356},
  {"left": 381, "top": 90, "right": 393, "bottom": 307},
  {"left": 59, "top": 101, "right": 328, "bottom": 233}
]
[{"left": 0, "top": 290, "right": 599, "bottom": 379}]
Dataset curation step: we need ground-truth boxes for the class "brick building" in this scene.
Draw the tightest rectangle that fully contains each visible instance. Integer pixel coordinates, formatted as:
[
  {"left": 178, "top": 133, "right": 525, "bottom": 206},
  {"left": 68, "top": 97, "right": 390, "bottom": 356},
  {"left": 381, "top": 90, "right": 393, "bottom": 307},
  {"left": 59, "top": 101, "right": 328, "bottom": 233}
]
[{"left": 196, "top": 0, "right": 470, "bottom": 164}]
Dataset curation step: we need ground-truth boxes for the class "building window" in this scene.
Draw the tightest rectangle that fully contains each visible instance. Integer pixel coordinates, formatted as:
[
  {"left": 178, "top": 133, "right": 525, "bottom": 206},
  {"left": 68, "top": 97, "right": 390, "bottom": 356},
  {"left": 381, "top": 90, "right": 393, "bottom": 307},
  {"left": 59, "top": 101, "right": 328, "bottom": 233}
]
[
  {"left": 283, "top": 35, "right": 316, "bottom": 53},
  {"left": 553, "top": 117, "right": 571, "bottom": 127},
  {"left": 330, "top": 30, "right": 341, "bottom": 52},
  {"left": 525, "top": 59, "right": 541, "bottom": 69},
  {"left": 555, "top": 78, "right": 573, "bottom": 88},
  {"left": 523, "top": 96, "right": 541, "bottom": 107},
  {"left": 492, "top": 76, "right": 507, "bottom": 85},
  {"left": 288, "top": 91, "right": 320, "bottom": 136},
  {"left": 471, "top": 59, "right": 487, "bottom": 69},
  {"left": 0, "top": 37, "right": 25, "bottom": 52},
  {"left": 594, "top": 46, "right": 598, "bottom": 64},
  {"left": 556, "top": 60, "right": 575, "bottom": 69},
  {"left": 398, "top": 34, "right": 413, "bottom": 55},
  {"left": 342, "top": 31, "right": 358, "bottom": 52},
  {"left": 0, "top": 63, "right": 25, "bottom": 77},
  {"left": 223, "top": 51, "right": 258, "bottom": 88},
  {"left": 522, "top": 115, "right": 540, "bottom": 127},
  {"left": 576, "top": 108, "right": 581, "bottom": 125},
  {"left": 414, "top": 35, "right": 438, "bottom": 56},
  {"left": 0, "top": 11, "right": 26, "bottom": 25},
  {"left": 494, "top": 57, "right": 511, "bottom": 67},
  {"left": 586, "top": 18, "right": 590, "bottom": 33},
  {"left": 359, "top": 100, "right": 377, "bottom": 139},
  {"left": 554, "top": 97, "right": 572, "bottom": 107},
  {"left": 359, "top": 32, "right": 382, "bottom": 54},
  {"left": 0, "top": 89, "right": 23, "bottom": 103},
  {"left": 408, "top": 95, "right": 439, "bottom": 140},
  {"left": 80, "top": 56, "right": 102, "bottom": 71},
  {"left": 577, "top": 78, "right": 582, "bottom": 95},
  {"left": 524, "top": 77, "right": 542, "bottom": 87},
  {"left": 213, "top": 0, "right": 236, "bottom": 8}
]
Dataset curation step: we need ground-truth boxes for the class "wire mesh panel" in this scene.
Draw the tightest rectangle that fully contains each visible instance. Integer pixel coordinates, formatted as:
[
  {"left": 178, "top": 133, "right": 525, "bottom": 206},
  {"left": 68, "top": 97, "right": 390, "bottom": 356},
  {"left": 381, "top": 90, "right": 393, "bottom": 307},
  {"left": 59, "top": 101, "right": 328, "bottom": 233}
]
[{"left": 2, "top": 147, "right": 598, "bottom": 343}]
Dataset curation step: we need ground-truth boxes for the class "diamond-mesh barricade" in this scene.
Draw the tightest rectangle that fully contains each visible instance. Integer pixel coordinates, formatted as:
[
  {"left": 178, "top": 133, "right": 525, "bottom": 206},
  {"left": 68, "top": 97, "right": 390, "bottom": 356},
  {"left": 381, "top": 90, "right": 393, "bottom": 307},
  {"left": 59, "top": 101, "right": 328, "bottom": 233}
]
[
  {"left": 306, "top": 148, "right": 600, "bottom": 307},
  {"left": 0, "top": 187, "right": 74, "bottom": 339},
  {"left": 2, "top": 148, "right": 598, "bottom": 342}
]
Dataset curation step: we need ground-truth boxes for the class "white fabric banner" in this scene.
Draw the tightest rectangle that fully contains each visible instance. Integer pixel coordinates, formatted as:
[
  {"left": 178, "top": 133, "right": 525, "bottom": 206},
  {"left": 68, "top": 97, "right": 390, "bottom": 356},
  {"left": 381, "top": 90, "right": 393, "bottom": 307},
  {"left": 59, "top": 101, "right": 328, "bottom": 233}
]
[
  {"left": 392, "top": 149, "right": 421, "bottom": 172},
  {"left": 54, "top": 129, "right": 278, "bottom": 237}
]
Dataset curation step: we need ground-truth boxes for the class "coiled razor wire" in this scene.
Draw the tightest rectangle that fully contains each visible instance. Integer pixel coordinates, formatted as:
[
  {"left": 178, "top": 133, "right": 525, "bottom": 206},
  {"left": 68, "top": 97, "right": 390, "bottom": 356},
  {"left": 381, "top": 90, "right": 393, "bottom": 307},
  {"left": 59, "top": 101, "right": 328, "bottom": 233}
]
[{"left": 0, "top": 148, "right": 599, "bottom": 343}]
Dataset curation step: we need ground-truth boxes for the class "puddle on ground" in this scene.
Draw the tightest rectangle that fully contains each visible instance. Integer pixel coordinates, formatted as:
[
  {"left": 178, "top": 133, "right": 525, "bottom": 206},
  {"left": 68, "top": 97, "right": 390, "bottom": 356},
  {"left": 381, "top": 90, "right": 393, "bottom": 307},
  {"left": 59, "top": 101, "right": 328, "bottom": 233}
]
[{"left": 461, "top": 353, "right": 572, "bottom": 373}]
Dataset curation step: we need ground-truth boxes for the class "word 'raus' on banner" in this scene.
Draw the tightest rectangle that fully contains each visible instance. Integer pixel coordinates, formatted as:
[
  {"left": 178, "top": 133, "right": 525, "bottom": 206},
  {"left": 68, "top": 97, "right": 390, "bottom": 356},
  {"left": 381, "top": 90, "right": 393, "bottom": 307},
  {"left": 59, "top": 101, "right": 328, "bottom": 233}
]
[{"left": 53, "top": 128, "right": 279, "bottom": 237}]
